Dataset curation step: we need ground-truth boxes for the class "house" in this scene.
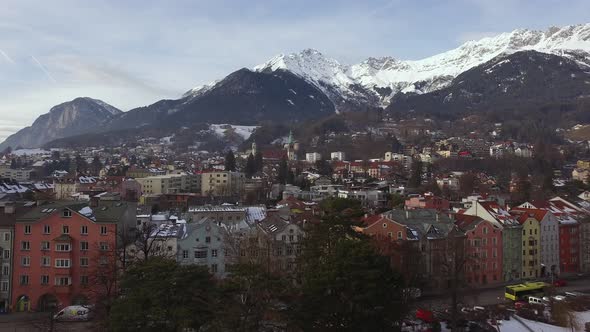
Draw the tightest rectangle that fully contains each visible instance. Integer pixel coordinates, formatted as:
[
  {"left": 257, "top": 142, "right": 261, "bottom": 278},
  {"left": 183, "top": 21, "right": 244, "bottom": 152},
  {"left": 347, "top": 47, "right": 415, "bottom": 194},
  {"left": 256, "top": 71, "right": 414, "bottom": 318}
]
[
  {"left": 510, "top": 208, "right": 560, "bottom": 277},
  {"left": 455, "top": 215, "right": 503, "bottom": 285},
  {"left": 12, "top": 201, "right": 134, "bottom": 312},
  {"left": 461, "top": 200, "right": 523, "bottom": 281},
  {"left": 177, "top": 218, "right": 227, "bottom": 277},
  {"left": 405, "top": 193, "right": 450, "bottom": 211},
  {"left": 0, "top": 202, "right": 34, "bottom": 311}
]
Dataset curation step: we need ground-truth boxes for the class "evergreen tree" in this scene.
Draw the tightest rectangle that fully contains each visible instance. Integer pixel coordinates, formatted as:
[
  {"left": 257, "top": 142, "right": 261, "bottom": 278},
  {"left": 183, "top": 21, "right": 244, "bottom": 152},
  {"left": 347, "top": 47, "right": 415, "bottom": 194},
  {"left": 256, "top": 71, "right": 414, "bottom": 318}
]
[
  {"left": 224, "top": 150, "right": 236, "bottom": 172},
  {"left": 254, "top": 151, "right": 263, "bottom": 173},
  {"left": 277, "top": 156, "right": 289, "bottom": 185},
  {"left": 408, "top": 160, "right": 423, "bottom": 188},
  {"left": 245, "top": 153, "right": 256, "bottom": 178},
  {"left": 91, "top": 156, "right": 103, "bottom": 175}
]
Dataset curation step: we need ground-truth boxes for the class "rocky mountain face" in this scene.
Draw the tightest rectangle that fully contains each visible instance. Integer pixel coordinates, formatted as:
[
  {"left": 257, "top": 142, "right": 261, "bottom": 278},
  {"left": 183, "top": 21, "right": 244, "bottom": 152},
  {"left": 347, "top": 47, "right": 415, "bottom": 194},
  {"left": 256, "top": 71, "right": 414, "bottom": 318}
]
[
  {"left": 386, "top": 50, "right": 590, "bottom": 119},
  {"left": 103, "top": 68, "right": 334, "bottom": 131},
  {"left": 5, "top": 24, "right": 590, "bottom": 149},
  {"left": 254, "top": 24, "right": 590, "bottom": 108},
  {"left": 0, "top": 98, "right": 122, "bottom": 150}
]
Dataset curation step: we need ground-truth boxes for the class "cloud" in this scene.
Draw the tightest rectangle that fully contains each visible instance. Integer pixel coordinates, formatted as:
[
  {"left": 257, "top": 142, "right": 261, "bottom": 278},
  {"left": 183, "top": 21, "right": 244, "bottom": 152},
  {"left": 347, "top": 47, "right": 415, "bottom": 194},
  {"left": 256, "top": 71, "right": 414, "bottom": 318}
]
[
  {"left": 31, "top": 55, "right": 57, "bottom": 83},
  {"left": 0, "top": 49, "right": 15, "bottom": 64}
]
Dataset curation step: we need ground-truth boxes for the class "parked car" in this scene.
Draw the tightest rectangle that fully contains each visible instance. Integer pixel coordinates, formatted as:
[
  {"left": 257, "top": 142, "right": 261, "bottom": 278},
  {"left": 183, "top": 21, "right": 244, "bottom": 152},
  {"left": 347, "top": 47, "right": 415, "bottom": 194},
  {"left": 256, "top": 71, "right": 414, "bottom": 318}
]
[
  {"left": 53, "top": 305, "right": 93, "bottom": 321},
  {"left": 553, "top": 279, "right": 567, "bottom": 287}
]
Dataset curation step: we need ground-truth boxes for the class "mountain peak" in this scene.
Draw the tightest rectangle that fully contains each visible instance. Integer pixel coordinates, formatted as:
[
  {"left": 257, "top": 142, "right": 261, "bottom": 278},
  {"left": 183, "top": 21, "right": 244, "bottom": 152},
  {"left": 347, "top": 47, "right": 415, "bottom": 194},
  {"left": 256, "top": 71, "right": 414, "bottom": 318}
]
[{"left": 0, "top": 98, "right": 121, "bottom": 149}]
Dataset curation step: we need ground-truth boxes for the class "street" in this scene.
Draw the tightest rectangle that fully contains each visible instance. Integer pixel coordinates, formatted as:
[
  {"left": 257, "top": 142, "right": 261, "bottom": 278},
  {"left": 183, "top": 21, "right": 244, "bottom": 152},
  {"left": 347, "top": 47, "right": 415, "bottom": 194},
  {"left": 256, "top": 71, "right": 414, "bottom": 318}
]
[{"left": 417, "top": 277, "right": 590, "bottom": 310}]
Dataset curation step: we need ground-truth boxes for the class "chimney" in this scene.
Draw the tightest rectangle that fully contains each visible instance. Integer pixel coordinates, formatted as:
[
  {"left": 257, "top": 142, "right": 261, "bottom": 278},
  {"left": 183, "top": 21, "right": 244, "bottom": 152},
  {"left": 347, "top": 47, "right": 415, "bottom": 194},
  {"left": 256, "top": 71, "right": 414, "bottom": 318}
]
[{"left": 4, "top": 202, "right": 15, "bottom": 214}]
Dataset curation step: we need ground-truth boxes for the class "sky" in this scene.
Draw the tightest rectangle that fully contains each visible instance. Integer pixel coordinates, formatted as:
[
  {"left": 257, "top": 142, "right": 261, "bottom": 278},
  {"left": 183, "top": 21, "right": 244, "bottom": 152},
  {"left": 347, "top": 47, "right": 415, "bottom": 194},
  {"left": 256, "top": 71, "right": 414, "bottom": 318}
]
[{"left": 0, "top": 0, "right": 589, "bottom": 142}]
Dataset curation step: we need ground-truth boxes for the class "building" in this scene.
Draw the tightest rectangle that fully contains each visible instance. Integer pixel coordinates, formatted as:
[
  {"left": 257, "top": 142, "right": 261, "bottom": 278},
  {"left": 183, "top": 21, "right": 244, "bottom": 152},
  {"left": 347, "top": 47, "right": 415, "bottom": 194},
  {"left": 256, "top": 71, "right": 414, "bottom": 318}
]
[
  {"left": 305, "top": 153, "right": 321, "bottom": 163},
  {"left": 455, "top": 215, "right": 503, "bottom": 285},
  {"left": 0, "top": 167, "right": 34, "bottom": 182},
  {"left": 177, "top": 219, "right": 229, "bottom": 278},
  {"left": 136, "top": 173, "right": 200, "bottom": 195},
  {"left": 384, "top": 152, "right": 412, "bottom": 170},
  {"left": 461, "top": 200, "right": 523, "bottom": 281},
  {"left": 126, "top": 167, "right": 167, "bottom": 179},
  {"left": 330, "top": 152, "right": 346, "bottom": 161},
  {"left": 200, "top": 171, "right": 244, "bottom": 197},
  {"left": 510, "top": 208, "right": 560, "bottom": 277},
  {"left": 11, "top": 201, "right": 134, "bottom": 312},
  {"left": 405, "top": 193, "right": 450, "bottom": 211},
  {"left": 559, "top": 217, "right": 580, "bottom": 274},
  {"left": 53, "top": 177, "right": 77, "bottom": 200},
  {"left": 517, "top": 213, "right": 541, "bottom": 279}
]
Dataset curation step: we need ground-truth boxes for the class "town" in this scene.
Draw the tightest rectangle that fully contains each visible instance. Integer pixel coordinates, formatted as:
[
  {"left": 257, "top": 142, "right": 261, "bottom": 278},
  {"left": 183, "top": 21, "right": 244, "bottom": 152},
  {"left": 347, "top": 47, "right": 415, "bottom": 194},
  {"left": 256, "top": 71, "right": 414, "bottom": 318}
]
[{"left": 1, "top": 118, "right": 590, "bottom": 331}]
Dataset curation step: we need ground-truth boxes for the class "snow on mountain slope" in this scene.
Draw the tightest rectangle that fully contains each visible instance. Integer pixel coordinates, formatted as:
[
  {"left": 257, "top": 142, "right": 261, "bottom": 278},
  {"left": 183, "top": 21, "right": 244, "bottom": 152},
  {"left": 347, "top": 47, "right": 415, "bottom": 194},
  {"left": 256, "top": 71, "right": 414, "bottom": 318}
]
[{"left": 253, "top": 24, "right": 590, "bottom": 107}]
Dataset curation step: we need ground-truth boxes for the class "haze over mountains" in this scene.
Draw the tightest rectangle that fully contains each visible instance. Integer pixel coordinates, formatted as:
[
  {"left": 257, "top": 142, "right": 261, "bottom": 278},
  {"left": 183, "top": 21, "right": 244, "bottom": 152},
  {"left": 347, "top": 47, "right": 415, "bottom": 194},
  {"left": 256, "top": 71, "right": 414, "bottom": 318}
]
[{"left": 2, "top": 24, "right": 590, "bottom": 150}]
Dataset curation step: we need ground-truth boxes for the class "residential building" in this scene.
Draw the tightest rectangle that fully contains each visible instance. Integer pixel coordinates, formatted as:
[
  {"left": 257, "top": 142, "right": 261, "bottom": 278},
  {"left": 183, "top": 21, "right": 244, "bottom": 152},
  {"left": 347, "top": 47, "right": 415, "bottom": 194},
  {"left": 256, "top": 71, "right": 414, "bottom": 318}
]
[
  {"left": 455, "top": 215, "right": 503, "bottom": 285},
  {"left": 305, "top": 153, "right": 321, "bottom": 163},
  {"left": 200, "top": 171, "right": 244, "bottom": 197},
  {"left": 11, "top": 202, "right": 130, "bottom": 312},
  {"left": 177, "top": 219, "right": 229, "bottom": 278},
  {"left": 330, "top": 152, "right": 346, "bottom": 161},
  {"left": 510, "top": 208, "right": 560, "bottom": 277},
  {"left": 517, "top": 214, "right": 541, "bottom": 279},
  {"left": 405, "top": 193, "right": 450, "bottom": 211},
  {"left": 136, "top": 173, "right": 200, "bottom": 195},
  {"left": 559, "top": 217, "right": 580, "bottom": 274},
  {"left": 0, "top": 167, "right": 34, "bottom": 182}
]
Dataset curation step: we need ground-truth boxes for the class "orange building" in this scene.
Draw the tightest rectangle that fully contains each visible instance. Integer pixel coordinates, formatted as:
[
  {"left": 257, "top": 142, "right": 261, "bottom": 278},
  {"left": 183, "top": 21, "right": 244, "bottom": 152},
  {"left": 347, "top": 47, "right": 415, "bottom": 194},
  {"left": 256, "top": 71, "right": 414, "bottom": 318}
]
[{"left": 12, "top": 202, "right": 129, "bottom": 312}]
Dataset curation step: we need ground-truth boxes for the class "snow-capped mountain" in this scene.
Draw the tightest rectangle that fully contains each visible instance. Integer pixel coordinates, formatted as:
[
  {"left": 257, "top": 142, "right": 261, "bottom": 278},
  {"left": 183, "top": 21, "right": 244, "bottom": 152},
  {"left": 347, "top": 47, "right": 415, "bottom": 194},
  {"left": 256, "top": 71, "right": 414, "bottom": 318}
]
[{"left": 254, "top": 24, "right": 590, "bottom": 108}]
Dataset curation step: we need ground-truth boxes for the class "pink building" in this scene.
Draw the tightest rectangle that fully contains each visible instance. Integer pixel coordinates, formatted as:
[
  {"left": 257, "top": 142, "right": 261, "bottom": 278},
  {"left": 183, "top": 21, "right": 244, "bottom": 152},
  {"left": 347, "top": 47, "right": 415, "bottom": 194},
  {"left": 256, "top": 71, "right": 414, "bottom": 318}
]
[
  {"left": 12, "top": 202, "right": 124, "bottom": 312},
  {"left": 455, "top": 214, "right": 503, "bottom": 285},
  {"left": 405, "top": 193, "right": 450, "bottom": 211}
]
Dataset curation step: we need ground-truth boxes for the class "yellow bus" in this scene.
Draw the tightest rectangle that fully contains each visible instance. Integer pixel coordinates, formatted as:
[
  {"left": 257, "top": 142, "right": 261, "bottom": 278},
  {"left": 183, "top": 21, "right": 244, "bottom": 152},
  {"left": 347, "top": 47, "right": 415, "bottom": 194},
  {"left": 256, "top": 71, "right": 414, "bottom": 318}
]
[{"left": 505, "top": 282, "right": 549, "bottom": 301}]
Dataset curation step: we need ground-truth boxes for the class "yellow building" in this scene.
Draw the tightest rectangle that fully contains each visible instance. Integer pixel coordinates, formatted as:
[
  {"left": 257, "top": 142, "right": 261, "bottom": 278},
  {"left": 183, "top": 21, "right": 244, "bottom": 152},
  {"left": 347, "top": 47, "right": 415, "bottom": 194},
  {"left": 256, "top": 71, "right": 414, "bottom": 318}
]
[
  {"left": 576, "top": 160, "right": 590, "bottom": 170},
  {"left": 520, "top": 216, "right": 541, "bottom": 279}
]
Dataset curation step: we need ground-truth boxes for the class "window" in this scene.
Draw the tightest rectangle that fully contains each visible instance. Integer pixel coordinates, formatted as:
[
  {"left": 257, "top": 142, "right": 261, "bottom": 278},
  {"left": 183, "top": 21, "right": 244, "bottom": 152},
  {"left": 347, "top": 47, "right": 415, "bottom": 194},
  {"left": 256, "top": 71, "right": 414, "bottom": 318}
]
[
  {"left": 55, "top": 259, "right": 71, "bottom": 268},
  {"left": 205, "top": 236, "right": 211, "bottom": 243},
  {"left": 43, "top": 225, "right": 51, "bottom": 234},
  {"left": 55, "top": 243, "right": 70, "bottom": 252},
  {"left": 41, "top": 256, "right": 50, "bottom": 267},
  {"left": 281, "top": 235, "right": 286, "bottom": 241},
  {"left": 3, "top": 233, "right": 9, "bottom": 241},
  {"left": 383, "top": 223, "right": 387, "bottom": 228},
  {"left": 211, "top": 249, "right": 218, "bottom": 258},
  {"left": 81, "top": 226, "right": 88, "bottom": 235},
  {"left": 21, "top": 256, "right": 30, "bottom": 266},
  {"left": 100, "top": 226, "right": 107, "bottom": 235},
  {"left": 289, "top": 235, "right": 294, "bottom": 242},
  {"left": 19, "top": 275, "right": 29, "bottom": 285},
  {"left": 41, "top": 275, "right": 49, "bottom": 285},
  {"left": 63, "top": 209, "right": 72, "bottom": 218},
  {"left": 482, "top": 226, "right": 488, "bottom": 234},
  {"left": 41, "top": 241, "right": 50, "bottom": 251},
  {"left": 2, "top": 265, "right": 8, "bottom": 276},
  {"left": 1, "top": 281, "right": 7, "bottom": 292},
  {"left": 80, "top": 276, "right": 89, "bottom": 285},
  {"left": 211, "top": 264, "right": 218, "bottom": 273},
  {"left": 80, "top": 241, "right": 89, "bottom": 251},
  {"left": 80, "top": 257, "right": 89, "bottom": 267},
  {"left": 2, "top": 250, "right": 8, "bottom": 259},
  {"left": 182, "top": 250, "right": 189, "bottom": 259},
  {"left": 287, "top": 246, "right": 293, "bottom": 256},
  {"left": 99, "top": 242, "right": 109, "bottom": 251},
  {"left": 24, "top": 225, "right": 31, "bottom": 234},
  {"left": 99, "top": 256, "right": 108, "bottom": 266},
  {"left": 194, "top": 250, "right": 207, "bottom": 258},
  {"left": 62, "top": 225, "right": 69, "bottom": 234},
  {"left": 55, "top": 276, "right": 71, "bottom": 286},
  {"left": 21, "top": 241, "right": 30, "bottom": 251},
  {"left": 397, "top": 231, "right": 403, "bottom": 239}
]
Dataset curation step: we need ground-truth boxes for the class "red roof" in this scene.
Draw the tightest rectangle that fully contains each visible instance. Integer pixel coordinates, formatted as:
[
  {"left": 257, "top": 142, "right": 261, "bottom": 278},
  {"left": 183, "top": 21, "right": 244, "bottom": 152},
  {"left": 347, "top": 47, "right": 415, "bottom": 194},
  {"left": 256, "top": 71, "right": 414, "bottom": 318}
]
[{"left": 509, "top": 208, "right": 548, "bottom": 224}]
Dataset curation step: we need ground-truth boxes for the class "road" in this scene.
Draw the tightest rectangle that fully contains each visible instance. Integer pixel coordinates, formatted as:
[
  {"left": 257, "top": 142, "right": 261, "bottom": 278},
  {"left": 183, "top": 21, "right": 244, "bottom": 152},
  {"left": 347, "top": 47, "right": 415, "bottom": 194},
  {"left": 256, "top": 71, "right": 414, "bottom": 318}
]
[
  {"left": 417, "top": 277, "right": 590, "bottom": 310},
  {"left": 0, "top": 312, "right": 100, "bottom": 332}
]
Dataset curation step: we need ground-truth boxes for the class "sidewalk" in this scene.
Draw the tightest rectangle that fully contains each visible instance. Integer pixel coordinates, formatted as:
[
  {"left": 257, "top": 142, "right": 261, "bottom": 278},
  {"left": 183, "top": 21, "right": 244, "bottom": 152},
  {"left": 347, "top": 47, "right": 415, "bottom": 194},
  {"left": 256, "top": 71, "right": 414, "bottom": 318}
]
[{"left": 0, "top": 312, "right": 51, "bottom": 323}]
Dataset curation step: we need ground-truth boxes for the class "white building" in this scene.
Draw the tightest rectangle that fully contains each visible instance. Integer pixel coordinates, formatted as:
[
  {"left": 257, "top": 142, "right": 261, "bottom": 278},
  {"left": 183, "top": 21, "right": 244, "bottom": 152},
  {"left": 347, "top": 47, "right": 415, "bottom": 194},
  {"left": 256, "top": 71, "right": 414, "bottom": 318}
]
[
  {"left": 305, "top": 152, "right": 322, "bottom": 163},
  {"left": 330, "top": 152, "right": 346, "bottom": 161}
]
